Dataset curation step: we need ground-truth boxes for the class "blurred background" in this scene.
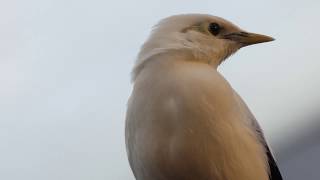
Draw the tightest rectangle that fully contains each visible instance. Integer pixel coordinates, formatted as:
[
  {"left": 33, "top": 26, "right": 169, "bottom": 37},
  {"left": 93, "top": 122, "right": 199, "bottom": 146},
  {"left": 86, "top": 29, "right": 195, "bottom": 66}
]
[{"left": 1, "top": 0, "right": 319, "bottom": 179}]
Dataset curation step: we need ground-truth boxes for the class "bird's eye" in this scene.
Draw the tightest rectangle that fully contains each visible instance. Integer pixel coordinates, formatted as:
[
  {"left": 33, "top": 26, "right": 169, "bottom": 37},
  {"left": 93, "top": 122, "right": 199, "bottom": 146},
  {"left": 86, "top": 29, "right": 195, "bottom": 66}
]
[{"left": 208, "top": 23, "right": 221, "bottom": 36}]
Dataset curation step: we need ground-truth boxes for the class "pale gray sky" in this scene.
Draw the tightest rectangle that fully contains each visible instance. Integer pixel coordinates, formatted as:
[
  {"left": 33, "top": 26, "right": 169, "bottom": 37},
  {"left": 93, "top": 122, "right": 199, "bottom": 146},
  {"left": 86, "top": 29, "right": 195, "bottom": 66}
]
[{"left": 1, "top": 0, "right": 320, "bottom": 179}]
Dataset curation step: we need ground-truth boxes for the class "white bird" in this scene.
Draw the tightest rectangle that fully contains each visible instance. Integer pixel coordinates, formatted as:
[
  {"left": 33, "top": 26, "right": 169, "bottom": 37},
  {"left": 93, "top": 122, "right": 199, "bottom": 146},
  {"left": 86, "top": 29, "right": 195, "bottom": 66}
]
[{"left": 125, "top": 14, "right": 283, "bottom": 180}]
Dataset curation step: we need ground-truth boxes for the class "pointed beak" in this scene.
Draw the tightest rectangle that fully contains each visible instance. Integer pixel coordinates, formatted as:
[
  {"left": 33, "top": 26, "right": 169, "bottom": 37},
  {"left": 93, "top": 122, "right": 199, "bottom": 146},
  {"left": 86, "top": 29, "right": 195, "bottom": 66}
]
[{"left": 223, "top": 31, "right": 274, "bottom": 47}]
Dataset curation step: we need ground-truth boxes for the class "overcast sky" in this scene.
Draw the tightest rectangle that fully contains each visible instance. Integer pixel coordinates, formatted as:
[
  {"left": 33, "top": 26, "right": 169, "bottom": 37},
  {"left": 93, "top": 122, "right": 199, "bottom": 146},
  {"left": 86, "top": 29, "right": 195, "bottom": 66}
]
[{"left": 1, "top": 0, "right": 320, "bottom": 179}]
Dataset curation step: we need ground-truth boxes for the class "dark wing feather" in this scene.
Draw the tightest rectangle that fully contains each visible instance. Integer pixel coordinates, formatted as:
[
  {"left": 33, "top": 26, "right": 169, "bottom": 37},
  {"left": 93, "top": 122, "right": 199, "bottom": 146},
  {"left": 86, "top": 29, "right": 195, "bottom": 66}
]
[
  {"left": 233, "top": 92, "right": 283, "bottom": 180},
  {"left": 264, "top": 143, "right": 283, "bottom": 180}
]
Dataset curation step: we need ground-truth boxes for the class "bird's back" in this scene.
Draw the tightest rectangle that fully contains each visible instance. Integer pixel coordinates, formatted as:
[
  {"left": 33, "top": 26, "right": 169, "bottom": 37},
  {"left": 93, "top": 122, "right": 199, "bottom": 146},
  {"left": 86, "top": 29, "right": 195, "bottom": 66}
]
[{"left": 126, "top": 57, "right": 269, "bottom": 180}]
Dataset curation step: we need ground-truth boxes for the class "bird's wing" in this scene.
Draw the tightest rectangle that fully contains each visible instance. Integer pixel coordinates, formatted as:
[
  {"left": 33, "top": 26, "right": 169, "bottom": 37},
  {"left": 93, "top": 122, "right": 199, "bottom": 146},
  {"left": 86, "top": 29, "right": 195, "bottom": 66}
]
[{"left": 233, "top": 91, "right": 283, "bottom": 180}]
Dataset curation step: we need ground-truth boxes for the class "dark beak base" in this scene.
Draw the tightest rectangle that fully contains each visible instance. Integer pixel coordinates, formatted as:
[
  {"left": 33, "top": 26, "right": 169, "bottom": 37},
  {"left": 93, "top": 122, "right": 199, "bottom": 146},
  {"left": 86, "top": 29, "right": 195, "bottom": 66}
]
[{"left": 223, "top": 32, "right": 274, "bottom": 47}]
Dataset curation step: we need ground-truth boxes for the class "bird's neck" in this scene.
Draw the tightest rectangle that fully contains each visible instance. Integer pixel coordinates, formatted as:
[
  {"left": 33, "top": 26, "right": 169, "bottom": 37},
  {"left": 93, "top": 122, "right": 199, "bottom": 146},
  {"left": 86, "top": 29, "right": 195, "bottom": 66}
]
[{"left": 132, "top": 49, "right": 222, "bottom": 82}]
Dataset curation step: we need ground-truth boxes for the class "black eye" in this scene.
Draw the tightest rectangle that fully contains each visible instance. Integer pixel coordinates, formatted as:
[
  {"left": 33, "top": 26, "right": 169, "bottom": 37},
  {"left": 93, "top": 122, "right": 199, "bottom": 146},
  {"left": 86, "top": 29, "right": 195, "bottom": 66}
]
[{"left": 208, "top": 23, "right": 221, "bottom": 36}]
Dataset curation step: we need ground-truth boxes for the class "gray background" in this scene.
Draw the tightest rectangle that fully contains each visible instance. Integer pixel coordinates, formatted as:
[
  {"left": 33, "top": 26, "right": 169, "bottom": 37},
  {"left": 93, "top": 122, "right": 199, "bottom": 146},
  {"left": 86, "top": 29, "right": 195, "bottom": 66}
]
[{"left": 1, "top": 0, "right": 319, "bottom": 179}]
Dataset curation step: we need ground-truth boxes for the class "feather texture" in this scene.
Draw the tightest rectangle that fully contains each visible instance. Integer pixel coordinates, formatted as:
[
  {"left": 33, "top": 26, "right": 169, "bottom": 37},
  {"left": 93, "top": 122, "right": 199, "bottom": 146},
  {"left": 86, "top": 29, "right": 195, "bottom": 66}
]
[{"left": 126, "top": 14, "right": 282, "bottom": 180}]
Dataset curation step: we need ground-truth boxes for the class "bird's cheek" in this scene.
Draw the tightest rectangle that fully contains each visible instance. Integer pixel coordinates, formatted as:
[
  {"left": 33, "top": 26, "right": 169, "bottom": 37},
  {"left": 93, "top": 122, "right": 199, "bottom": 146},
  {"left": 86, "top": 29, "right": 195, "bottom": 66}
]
[
  {"left": 235, "top": 43, "right": 244, "bottom": 50},
  {"left": 222, "top": 44, "right": 240, "bottom": 59},
  {"left": 226, "top": 40, "right": 242, "bottom": 50}
]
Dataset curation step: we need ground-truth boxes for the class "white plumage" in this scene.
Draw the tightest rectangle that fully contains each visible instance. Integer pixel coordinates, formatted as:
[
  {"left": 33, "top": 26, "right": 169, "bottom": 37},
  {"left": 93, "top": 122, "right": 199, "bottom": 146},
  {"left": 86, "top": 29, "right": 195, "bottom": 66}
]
[{"left": 126, "top": 14, "right": 282, "bottom": 180}]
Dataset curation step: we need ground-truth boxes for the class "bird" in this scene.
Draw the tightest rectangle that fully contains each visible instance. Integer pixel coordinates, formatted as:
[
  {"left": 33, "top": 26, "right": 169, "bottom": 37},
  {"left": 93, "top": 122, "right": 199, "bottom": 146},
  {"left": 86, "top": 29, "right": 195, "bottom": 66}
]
[{"left": 125, "top": 14, "right": 283, "bottom": 180}]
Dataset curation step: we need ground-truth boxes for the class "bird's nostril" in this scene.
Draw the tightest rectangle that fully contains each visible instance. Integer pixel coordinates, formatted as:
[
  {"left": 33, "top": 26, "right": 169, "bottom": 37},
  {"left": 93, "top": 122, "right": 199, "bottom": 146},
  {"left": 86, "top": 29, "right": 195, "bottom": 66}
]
[
  {"left": 224, "top": 32, "right": 249, "bottom": 39},
  {"left": 239, "top": 32, "right": 250, "bottom": 36}
]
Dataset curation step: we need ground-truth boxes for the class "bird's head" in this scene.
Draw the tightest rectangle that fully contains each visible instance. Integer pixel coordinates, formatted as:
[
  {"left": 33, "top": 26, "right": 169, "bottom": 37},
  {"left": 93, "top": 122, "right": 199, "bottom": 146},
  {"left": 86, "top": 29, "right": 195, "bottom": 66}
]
[{"left": 133, "top": 14, "right": 274, "bottom": 80}]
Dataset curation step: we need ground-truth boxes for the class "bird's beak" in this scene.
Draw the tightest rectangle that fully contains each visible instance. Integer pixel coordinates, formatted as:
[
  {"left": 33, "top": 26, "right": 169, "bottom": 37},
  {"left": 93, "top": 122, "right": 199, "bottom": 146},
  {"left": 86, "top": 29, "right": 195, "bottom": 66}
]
[{"left": 223, "top": 31, "right": 274, "bottom": 47}]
